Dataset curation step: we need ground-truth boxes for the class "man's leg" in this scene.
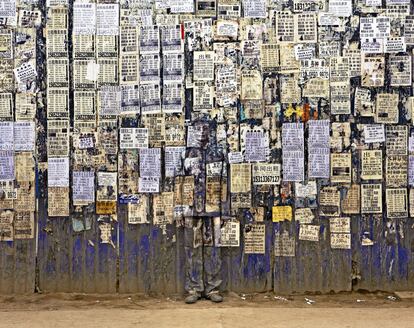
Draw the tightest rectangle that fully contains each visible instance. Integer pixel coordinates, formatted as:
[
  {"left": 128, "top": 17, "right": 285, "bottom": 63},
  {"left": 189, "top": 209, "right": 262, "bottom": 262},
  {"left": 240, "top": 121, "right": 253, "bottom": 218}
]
[
  {"left": 184, "top": 218, "right": 204, "bottom": 303},
  {"left": 204, "top": 244, "right": 223, "bottom": 302}
]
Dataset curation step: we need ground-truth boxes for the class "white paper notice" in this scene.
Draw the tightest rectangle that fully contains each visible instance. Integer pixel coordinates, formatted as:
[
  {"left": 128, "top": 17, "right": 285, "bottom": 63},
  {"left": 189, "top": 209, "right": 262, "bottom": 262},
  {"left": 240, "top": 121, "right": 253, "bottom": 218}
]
[
  {"left": 228, "top": 152, "right": 244, "bottom": 164},
  {"left": 0, "top": 122, "right": 13, "bottom": 150},
  {"left": 243, "top": 0, "right": 267, "bottom": 18},
  {"left": 120, "top": 128, "right": 149, "bottom": 149},
  {"left": 73, "top": 3, "right": 96, "bottom": 35},
  {"left": 308, "top": 120, "right": 330, "bottom": 179},
  {"left": 329, "top": 0, "right": 352, "bottom": 17},
  {"left": 0, "top": 0, "right": 16, "bottom": 26},
  {"left": 282, "top": 123, "right": 304, "bottom": 182},
  {"left": 14, "top": 62, "right": 37, "bottom": 84},
  {"left": 138, "top": 177, "right": 160, "bottom": 193},
  {"left": 364, "top": 124, "right": 385, "bottom": 143},
  {"left": 96, "top": 4, "right": 119, "bottom": 35},
  {"left": 73, "top": 171, "right": 95, "bottom": 204},
  {"left": 48, "top": 157, "right": 69, "bottom": 187},
  {"left": 14, "top": 122, "right": 35, "bottom": 151},
  {"left": 0, "top": 150, "right": 14, "bottom": 181},
  {"left": 299, "top": 224, "right": 320, "bottom": 241},
  {"left": 139, "top": 148, "right": 161, "bottom": 178},
  {"left": 165, "top": 146, "right": 185, "bottom": 177},
  {"left": 170, "top": 0, "right": 194, "bottom": 13}
]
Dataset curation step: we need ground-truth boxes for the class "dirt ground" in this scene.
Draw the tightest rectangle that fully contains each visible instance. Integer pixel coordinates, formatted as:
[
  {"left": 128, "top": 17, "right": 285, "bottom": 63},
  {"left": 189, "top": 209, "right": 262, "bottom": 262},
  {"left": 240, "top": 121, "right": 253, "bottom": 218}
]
[{"left": 1, "top": 292, "right": 414, "bottom": 327}]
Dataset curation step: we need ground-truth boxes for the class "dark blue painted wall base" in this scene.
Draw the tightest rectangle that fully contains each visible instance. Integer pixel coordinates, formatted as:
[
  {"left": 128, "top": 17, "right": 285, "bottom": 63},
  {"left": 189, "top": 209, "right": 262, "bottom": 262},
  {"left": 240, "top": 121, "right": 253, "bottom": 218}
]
[{"left": 2, "top": 208, "right": 413, "bottom": 295}]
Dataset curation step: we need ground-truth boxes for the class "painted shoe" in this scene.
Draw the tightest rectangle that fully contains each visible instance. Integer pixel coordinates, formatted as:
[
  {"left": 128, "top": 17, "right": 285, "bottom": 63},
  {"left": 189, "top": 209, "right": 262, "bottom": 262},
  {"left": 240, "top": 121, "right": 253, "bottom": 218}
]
[
  {"left": 185, "top": 293, "right": 201, "bottom": 304},
  {"left": 207, "top": 293, "right": 223, "bottom": 303}
]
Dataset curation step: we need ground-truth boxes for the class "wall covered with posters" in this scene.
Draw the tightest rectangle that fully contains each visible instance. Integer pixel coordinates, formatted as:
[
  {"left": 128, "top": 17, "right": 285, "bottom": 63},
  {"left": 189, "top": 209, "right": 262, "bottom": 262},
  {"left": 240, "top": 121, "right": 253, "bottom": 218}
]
[{"left": 1, "top": 0, "right": 414, "bottom": 294}]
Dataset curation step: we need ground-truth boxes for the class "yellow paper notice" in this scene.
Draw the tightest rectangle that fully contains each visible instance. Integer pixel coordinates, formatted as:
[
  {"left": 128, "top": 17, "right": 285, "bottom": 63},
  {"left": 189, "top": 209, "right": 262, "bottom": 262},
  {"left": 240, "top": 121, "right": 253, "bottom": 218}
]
[{"left": 272, "top": 206, "right": 293, "bottom": 222}]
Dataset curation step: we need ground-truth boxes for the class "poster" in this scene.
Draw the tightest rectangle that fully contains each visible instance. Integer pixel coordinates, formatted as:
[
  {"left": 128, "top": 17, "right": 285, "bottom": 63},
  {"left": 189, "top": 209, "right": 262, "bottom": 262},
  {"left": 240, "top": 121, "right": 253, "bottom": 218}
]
[
  {"left": 230, "top": 164, "right": 251, "bottom": 193},
  {"left": 73, "top": 171, "right": 95, "bottom": 205},
  {"left": 244, "top": 224, "right": 265, "bottom": 254},
  {"left": 272, "top": 206, "right": 293, "bottom": 222},
  {"left": 361, "top": 184, "right": 382, "bottom": 214},
  {"left": 274, "top": 231, "right": 295, "bottom": 257},
  {"left": 252, "top": 163, "right": 281, "bottom": 185},
  {"left": 215, "top": 218, "right": 240, "bottom": 247},
  {"left": 299, "top": 224, "right": 319, "bottom": 242},
  {"left": 282, "top": 123, "right": 304, "bottom": 182}
]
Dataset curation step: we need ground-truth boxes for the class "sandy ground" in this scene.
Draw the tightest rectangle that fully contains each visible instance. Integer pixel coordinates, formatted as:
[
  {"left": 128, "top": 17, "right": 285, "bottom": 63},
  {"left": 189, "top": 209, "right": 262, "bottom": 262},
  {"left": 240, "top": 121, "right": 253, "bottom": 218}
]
[{"left": 1, "top": 292, "right": 414, "bottom": 327}]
